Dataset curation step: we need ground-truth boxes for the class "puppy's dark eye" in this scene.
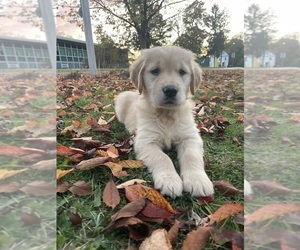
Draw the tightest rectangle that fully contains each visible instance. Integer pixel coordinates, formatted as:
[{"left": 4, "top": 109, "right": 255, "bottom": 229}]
[
  {"left": 151, "top": 68, "right": 160, "bottom": 75},
  {"left": 179, "top": 69, "right": 186, "bottom": 75}
]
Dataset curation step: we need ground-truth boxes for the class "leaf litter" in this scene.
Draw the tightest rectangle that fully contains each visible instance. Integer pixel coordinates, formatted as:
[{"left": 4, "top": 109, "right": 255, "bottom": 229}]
[{"left": 57, "top": 70, "right": 245, "bottom": 249}]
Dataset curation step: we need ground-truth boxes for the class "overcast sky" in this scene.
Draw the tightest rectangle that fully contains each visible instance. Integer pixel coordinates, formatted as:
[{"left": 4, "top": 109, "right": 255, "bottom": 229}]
[{"left": 0, "top": 1, "right": 299, "bottom": 41}]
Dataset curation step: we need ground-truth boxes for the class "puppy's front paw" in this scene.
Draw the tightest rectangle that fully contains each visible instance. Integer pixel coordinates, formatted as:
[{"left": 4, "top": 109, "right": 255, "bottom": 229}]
[
  {"left": 152, "top": 171, "right": 183, "bottom": 197},
  {"left": 182, "top": 171, "right": 214, "bottom": 197}
]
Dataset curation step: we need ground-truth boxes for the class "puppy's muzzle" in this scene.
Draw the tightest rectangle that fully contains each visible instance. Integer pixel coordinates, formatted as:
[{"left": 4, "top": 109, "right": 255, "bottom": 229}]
[{"left": 163, "top": 85, "right": 178, "bottom": 98}]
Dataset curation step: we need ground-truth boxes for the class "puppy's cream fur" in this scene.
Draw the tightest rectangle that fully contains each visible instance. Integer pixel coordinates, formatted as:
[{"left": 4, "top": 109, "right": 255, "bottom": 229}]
[{"left": 115, "top": 46, "right": 214, "bottom": 197}]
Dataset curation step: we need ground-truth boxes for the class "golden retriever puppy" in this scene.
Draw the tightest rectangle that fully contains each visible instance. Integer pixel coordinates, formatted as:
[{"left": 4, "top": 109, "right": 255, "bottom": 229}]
[{"left": 115, "top": 46, "right": 214, "bottom": 197}]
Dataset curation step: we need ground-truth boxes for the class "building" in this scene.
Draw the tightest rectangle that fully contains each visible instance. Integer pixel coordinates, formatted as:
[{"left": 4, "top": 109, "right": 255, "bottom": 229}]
[
  {"left": 0, "top": 36, "right": 89, "bottom": 69},
  {"left": 209, "top": 51, "right": 229, "bottom": 67},
  {"left": 0, "top": 35, "right": 50, "bottom": 69},
  {"left": 56, "top": 36, "right": 88, "bottom": 69},
  {"left": 258, "top": 50, "right": 276, "bottom": 67}
]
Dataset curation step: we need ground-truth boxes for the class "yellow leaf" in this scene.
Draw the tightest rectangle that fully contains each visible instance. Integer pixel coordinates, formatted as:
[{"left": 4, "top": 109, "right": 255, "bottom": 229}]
[
  {"left": 118, "top": 160, "right": 144, "bottom": 169},
  {"left": 56, "top": 169, "right": 74, "bottom": 180},
  {"left": 0, "top": 169, "right": 28, "bottom": 180},
  {"left": 103, "top": 162, "right": 128, "bottom": 177}
]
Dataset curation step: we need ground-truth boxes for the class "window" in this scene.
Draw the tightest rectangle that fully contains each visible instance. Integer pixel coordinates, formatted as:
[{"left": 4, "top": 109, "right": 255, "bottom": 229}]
[
  {"left": 72, "top": 49, "right": 78, "bottom": 57},
  {"left": 25, "top": 48, "right": 34, "bottom": 57},
  {"left": 66, "top": 48, "right": 72, "bottom": 56},
  {"left": 16, "top": 48, "right": 25, "bottom": 56},
  {"left": 4, "top": 47, "right": 15, "bottom": 56},
  {"left": 7, "top": 56, "right": 17, "bottom": 61},
  {"left": 59, "top": 47, "right": 66, "bottom": 56},
  {"left": 34, "top": 49, "right": 42, "bottom": 57},
  {"left": 17, "top": 57, "right": 26, "bottom": 62},
  {"left": 43, "top": 50, "right": 49, "bottom": 58}
]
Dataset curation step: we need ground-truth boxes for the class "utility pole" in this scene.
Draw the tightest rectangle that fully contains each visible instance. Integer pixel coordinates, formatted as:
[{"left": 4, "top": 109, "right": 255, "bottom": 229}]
[
  {"left": 38, "top": 0, "right": 56, "bottom": 72},
  {"left": 80, "top": 0, "right": 97, "bottom": 75}
]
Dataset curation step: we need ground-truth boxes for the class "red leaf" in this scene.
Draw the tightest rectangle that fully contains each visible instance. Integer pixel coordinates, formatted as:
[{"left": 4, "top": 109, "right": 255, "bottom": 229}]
[
  {"left": 69, "top": 180, "right": 92, "bottom": 196},
  {"left": 19, "top": 180, "right": 56, "bottom": 196},
  {"left": 102, "top": 178, "right": 120, "bottom": 209}
]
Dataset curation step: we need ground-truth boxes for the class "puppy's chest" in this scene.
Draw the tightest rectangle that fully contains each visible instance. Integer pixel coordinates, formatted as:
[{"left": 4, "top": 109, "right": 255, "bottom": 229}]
[{"left": 155, "top": 115, "right": 184, "bottom": 148}]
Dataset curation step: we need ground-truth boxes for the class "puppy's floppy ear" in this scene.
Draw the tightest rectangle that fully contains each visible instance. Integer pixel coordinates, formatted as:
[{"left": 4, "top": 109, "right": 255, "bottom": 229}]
[
  {"left": 190, "top": 61, "right": 202, "bottom": 95},
  {"left": 130, "top": 57, "right": 146, "bottom": 94}
]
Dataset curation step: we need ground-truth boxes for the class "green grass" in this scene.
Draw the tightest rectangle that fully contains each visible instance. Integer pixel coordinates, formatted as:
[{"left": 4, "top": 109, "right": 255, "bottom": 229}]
[
  {"left": 57, "top": 69, "right": 244, "bottom": 249},
  {"left": 244, "top": 69, "right": 300, "bottom": 249}
]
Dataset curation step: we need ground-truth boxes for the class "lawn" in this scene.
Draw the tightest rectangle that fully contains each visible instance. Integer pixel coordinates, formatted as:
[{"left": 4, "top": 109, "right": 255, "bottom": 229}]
[
  {"left": 244, "top": 69, "right": 300, "bottom": 249},
  {"left": 56, "top": 69, "right": 244, "bottom": 249}
]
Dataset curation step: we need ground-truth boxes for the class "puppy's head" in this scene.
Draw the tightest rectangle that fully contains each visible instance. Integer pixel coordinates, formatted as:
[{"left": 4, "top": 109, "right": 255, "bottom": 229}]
[{"left": 130, "top": 46, "right": 202, "bottom": 108}]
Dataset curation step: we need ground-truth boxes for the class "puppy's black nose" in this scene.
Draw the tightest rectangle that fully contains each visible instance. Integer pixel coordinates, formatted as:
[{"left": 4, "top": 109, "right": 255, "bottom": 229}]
[{"left": 163, "top": 85, "right": 178, "bottom": 98}]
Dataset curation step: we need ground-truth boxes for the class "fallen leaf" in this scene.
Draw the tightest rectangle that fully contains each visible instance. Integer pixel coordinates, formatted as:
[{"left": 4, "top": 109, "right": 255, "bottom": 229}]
[
  {"left": 139, "top": 229, "right": 172, "bottom": 250},
  {"left": 250, "top": 229, "right": 300, "bottom": 248},
  {"left": 167, "top": 219, "right": 180, "bottom": 246},
  {"left": 0, "top": 181, "right": 22, "bottom": 193},
  {"left": 213, "top": 180, "right": 242, "bottom": 195},
  {"left": 114, "top": 217, "right": 150, "bottom": 240},
  {"left": 101, "top": 198, "right": 146, "bottom": 233},
  {"left": 20, "top": 209, "right": 41, "bottom": 226},
  {"left": 56, "top": 169, "right": 74, "bottom": 180},
  {"left": 69, "top": 180, "right": 92, "bottom": 196},
  {"left": 250, "top": 180, "right": 299, "bottom": 196},
  {"left": 118, "top": 160, "right": 144, "bottom": 169},
  {"left": 103, "top": 178, "right": 120, "bottom": 209},
  {"left": 20, "top": 180, "right": 56, "bottom": 196},
  {"left": 69, "top": 212, "right": 82, "bottom": 226},
  {"left": 125, "top": 184, "right": 175, "bottom": 218},
  {"left": 0, "top": 145, "right": 45, "bottom": 157},
  {"left": 0, "top": 169, "right": 28, "bottom": 180},
  {"left": 103, "top": 161, "right": 128, "bottom": 177},
  {"left": 57, "top": 145, "right": 85, "bottom": 157},
  {"left": 214, "top": 230, "right": 244, "bottom": 250},
  {"left": 198, "top": 195, "right": 215, "bottom": 205},
  {"left": 75, "top": 157, "right": 109, "bottom": 170},
  {"left": 106, "top": 146, "right": 119, "bottom": 158},
  {"left": 182, "top": 226, "right": 215, "bottom": 250},
  {"left": 57, "top": 181, "right": 70, "bottom": 193},
  {"left": 208, "top": 203, "right": 244, "bottom": 226},
  {"left": 245, "top": 203, "right": 300, "bottom": 226},
  {"left": 31, "top": 159, "right": 56, "bottom": 170},
  {"left": 116, "top": 179, "right": 147, "bottom": 189}
]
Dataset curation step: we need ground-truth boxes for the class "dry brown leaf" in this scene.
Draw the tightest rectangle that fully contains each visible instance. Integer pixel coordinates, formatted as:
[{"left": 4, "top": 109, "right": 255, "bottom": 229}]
[
  {"left": 208, "top": 203, "right": 244, "bottom": 226},
  {"left": 167, "top": 219, "right": 180, "bottom": 246},
  {"left": 116, "top": 179, "right": 147, "bottom": 189},
  {"left": 69, "top": 180, "right": 92, "bottom": 196},
  {"left": 125, "top": 183, "right": 175, "bottom": 218},
  {"left": 103, "top": 178, "right": 120, "bottom": 209},
  {"left": 31, "top": 159, "right": 56, "bottom": 170},
  {"left": 75, "top": 157, "right": 109, "bottom": 170},
  {"left": 0, "top": 181, "right": 22, "bottom": 193},
  {"left": 182, "top": 226, "right": 215, "bottom": 250},
  {"left": 213, "top": 180, "right": 242, "bottom": 195},
  {"left": 115, "top": 217, "right": 150, "bottom": 240},
  {"left": 0, "top": 169, "right": 28, "bottom": 180},
  {"left": 19, "top": 180, "right": 56, "bottom": 196},
  {"left": 106, "top": 146, "right": 119, "bottom": 158},
  {"left": 245, "top": 203, "right": 300, "bottom": 226},
  {"left": 101, "top": 198, "right": 146, "bottom": 233},
  {"left": 56, "top": 169, "right": 74, "bottom": 180},
  {"left": 103, "top": 161, "right": 128, "bottom": 177},
  {"left": 250, "top": 180, "right": 300, "bottom": 196},
  {"left": 57, "top": 181, "right": 70, "bottom": 193},
  {"left": 118, "top": 160, "right": 144, "bottom": 169},
  {"left": 139, "top": 229, "right": 172, "bottom": 250},
  {"left": 0, "top": 145, "right": 44, "bottom": 157},
  {"left": 57, "top": 145, "right": 85, "bottom": 157}
]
